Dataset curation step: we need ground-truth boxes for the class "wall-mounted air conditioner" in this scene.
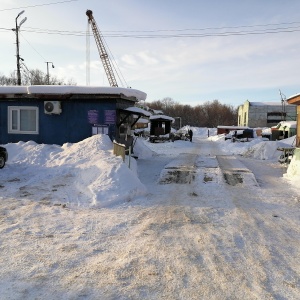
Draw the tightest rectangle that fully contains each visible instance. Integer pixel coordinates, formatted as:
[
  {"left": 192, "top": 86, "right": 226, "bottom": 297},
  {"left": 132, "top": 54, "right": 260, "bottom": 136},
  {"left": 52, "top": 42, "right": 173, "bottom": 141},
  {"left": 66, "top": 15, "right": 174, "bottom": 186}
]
[{"left": 44, "top": 101, "right": 62, "bottom": 115}]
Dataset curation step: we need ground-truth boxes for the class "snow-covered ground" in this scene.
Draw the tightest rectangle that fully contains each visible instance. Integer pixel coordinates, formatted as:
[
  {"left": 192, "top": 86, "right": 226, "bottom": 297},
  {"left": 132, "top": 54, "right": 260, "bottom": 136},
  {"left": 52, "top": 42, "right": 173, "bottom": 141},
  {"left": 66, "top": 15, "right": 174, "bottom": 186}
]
[{"left": 0, "top": 128, "right": 299, "bottom": 299}]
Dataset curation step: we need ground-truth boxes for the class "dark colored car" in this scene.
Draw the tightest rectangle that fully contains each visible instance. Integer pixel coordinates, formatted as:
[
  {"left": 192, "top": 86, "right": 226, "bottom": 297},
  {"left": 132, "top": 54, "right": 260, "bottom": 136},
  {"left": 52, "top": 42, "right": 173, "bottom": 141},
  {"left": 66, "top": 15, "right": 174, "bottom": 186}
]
[{"left": 0, "top": 146, "right": 8, "bottom": 169}]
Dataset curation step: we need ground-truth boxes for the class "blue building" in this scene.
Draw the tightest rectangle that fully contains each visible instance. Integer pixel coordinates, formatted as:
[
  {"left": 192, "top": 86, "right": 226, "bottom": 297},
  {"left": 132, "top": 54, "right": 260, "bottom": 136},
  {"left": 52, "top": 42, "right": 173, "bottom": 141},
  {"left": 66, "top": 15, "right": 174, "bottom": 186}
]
[{"left": 0, "top": 85, "right": 147, "bottom": 145}]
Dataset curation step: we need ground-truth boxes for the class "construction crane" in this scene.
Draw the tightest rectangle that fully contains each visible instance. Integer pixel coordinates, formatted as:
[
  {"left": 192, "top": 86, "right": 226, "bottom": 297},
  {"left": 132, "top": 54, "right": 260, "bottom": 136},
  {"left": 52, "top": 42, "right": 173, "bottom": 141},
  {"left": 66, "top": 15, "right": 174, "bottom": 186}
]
[{"left": 86, "top": 9, "right": 118, "bottom": 87}]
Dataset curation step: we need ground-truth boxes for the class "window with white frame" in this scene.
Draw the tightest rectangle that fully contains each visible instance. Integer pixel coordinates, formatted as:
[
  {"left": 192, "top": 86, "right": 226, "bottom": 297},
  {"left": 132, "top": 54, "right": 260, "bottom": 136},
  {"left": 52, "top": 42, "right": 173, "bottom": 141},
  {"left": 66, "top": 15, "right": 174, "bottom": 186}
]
[{"left": 8, "top": 106, "right": 39, "bottom": 134}]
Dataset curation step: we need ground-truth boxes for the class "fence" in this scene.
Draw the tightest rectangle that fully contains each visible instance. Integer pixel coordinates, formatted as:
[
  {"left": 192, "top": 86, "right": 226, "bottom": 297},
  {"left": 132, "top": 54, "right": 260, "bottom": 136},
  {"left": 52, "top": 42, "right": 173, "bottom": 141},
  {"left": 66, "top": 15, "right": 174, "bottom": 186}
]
[{"left": 113, "top": 140, "right": 132, "bottom": 168}]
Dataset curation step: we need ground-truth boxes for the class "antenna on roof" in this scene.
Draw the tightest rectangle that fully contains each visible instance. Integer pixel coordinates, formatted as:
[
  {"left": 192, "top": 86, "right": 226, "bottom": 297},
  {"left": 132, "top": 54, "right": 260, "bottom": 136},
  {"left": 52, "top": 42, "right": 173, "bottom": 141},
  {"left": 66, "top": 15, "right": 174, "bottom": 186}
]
[{"left": 279, "top": 89, "right": 286, "bottom": 121}]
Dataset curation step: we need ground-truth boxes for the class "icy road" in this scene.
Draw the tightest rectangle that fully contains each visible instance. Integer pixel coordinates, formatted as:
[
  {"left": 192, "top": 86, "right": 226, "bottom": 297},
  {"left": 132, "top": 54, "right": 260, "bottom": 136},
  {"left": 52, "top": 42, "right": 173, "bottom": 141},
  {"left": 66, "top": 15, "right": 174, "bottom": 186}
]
[{"left": 0, "top": 132, "right": 300, "bottom": 299}]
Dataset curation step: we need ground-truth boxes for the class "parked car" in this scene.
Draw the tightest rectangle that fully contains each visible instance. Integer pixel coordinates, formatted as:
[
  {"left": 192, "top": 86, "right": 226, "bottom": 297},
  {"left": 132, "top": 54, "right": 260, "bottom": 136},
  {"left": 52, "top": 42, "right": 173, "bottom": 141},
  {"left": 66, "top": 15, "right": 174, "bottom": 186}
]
[{"left": 0, "top": 146, "right": 8, "bottom": 168}]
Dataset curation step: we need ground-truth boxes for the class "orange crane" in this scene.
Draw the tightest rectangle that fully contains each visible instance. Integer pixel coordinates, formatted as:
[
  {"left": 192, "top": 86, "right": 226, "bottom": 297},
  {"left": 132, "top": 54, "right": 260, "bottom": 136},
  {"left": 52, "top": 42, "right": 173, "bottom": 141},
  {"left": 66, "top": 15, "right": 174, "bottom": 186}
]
[{"left": 86, "top": 9, "right": 118, "bottom": 87}]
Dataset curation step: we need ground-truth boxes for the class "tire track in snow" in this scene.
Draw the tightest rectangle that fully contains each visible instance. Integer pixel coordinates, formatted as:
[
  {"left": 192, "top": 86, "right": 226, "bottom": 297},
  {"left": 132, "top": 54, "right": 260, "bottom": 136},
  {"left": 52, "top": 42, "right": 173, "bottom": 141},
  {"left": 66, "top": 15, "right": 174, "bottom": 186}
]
[{"left": 126, "top": 138, "right": 300, "bottom": 299}]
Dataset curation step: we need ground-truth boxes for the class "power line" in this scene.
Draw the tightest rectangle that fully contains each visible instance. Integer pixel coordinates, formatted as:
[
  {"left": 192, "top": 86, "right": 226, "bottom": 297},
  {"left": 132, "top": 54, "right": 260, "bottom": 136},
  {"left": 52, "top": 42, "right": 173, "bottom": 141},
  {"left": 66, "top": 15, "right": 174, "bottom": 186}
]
[
  {"left": 15, "top": 20, "right": 300, "bottom": 35},
  {"left": 0, "top": 0, "right": 79, "bottom": 12},
  {"left": 2, "top": 21, "right": 300, "bottom": 39},
  {"left": 16, "top": 26, "right": 300, "bottom": 38},
  {"left": 109, "top": 27, "right": 300, "bottom": 38},
  {"left": 20, "top": 32, "right": 46, "bottom": 61},
  {"left": 101, "top": 20, "right": 300, "bottom": 33}
]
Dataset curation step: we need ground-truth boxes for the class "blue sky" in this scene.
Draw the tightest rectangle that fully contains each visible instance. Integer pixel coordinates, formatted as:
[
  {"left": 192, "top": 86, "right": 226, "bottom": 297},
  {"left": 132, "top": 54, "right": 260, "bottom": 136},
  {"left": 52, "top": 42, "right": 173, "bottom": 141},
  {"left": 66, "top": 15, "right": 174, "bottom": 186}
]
[{"left": 1, "top": 0, "right": 300, "bottom": 107}]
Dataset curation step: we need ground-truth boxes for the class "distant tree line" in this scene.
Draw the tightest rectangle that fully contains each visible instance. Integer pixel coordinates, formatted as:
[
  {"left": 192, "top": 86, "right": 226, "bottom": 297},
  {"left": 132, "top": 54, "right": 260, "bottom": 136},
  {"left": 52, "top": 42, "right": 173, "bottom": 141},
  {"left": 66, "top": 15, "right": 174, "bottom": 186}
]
[
  {"left": 0, "top": 69, "right": 76, "bottom": 86},
  {"left": 145, "top": 97, "right": 237, "bottom": 128}
]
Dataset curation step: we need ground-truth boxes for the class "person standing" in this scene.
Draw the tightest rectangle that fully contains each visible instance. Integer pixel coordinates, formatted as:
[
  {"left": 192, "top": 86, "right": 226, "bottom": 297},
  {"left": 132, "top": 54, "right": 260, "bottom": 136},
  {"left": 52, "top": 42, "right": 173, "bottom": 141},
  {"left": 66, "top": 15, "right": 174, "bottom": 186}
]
[{"left": 188, "top": 129, "right": 193, "bottom": 142}]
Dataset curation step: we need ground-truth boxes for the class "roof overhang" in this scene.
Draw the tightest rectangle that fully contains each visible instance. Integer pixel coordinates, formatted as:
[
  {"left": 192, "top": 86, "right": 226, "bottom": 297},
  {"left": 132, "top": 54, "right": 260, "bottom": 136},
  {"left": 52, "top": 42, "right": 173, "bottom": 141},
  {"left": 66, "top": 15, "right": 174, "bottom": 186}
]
[
  {"left": 0, "top": 85, "right": 147, "bottom": 102},
  {"left": 118, "top": 107, "right": 151, "bottom": 128},
  {"left": 122, "top": 106, "right": 152, "bottom": 117},
  {"left": 287, "top": 93, "right": 300, "bottom": 105},
  {"left": 149, "top": 115, "right": 175, "bottom": 123}
]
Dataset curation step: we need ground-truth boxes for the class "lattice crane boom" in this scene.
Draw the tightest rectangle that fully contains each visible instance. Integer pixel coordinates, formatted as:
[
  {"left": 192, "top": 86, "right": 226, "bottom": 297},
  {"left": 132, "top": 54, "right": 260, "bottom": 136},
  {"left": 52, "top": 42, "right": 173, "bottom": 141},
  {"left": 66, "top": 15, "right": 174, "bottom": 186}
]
[{"left": 86, "top": 9, "right": 118, "bottom": 87}]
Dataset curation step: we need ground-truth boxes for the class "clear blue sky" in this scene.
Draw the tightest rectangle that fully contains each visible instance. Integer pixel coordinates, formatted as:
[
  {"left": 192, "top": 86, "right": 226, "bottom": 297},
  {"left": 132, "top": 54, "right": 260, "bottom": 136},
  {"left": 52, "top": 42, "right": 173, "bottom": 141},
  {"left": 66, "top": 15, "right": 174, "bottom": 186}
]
[{"left": 1, "top": 0, "right": 300, "bottom": 107}]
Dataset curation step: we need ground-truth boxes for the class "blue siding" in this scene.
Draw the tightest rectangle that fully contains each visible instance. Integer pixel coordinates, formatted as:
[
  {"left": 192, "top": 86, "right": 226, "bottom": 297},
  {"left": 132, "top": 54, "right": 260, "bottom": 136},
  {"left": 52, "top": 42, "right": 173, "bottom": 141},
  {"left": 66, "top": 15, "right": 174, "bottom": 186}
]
[{"left": 0, "top": 99, "right": 118, "bottom": 145}]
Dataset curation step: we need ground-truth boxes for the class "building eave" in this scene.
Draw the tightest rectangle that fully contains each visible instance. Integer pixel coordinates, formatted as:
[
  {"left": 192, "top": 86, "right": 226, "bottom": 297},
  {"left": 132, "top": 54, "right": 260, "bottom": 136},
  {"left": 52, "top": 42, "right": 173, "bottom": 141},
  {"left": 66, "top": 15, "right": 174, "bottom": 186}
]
[{"left": 287, "top": 94, "right": 300, "bottom": 105}]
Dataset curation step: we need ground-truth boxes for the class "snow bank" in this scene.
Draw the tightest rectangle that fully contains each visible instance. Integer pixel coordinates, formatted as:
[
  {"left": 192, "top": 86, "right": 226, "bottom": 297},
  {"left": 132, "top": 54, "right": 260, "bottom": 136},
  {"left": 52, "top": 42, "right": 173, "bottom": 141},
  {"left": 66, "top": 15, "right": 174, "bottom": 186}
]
[
  {"left": 133, "top": 138, "right": 154, "bottom": 159},
  {"left": 284, "top": 148, "right": 300, "bottom": 184},
  {"left": 209, "top": 134, "right": 297, "bottom": 161},
  {"left": 2, "top": 135, "right": 147, "bottom": 208},
  {"left": 243, "top": 141, "right": 282, "bottom": 160}
]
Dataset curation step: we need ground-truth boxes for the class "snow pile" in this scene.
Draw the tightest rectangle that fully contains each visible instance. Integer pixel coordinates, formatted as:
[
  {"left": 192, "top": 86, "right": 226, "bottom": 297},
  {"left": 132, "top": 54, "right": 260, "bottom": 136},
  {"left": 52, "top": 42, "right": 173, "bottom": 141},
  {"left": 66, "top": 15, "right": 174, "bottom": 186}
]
[
  {"left": 209, "top": 133, "right": 296, "bottom": 161},
  {"left": 244, "top": 141, "right": 282, "bottom": 160},
  {"left": 1, "top": 135, "right": 147, "bottom": 208},
  {"left": 283, "top": 136, "right": 300, "bottom": 182},
  {"left": 132, "top": 137, "right": 154, "bottom": 159},
  {"left": 242, "top": 136, "right": 296, "bottom": 160},
  {"left": 285, "top": 152, "right": 300, "bottom": 182}
]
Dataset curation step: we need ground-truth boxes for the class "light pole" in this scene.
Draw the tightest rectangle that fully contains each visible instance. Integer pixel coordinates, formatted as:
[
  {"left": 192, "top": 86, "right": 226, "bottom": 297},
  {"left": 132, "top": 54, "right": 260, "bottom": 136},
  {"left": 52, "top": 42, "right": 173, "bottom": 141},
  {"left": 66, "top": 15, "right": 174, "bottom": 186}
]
[
  {"left": 45, "top": 62, "right": 55, "bottom": 84},
  {"left": 12, "top": 10, "right": 27, "bottom": 86}
]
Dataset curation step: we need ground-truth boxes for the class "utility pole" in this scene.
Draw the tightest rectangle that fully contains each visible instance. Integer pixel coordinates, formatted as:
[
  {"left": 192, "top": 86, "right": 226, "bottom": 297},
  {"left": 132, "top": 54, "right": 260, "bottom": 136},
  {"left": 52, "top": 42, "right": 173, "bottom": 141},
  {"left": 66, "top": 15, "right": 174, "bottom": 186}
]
[
  {"left": 45, "top": 62, "right": 55, "bottom": 84},
  {"left": 12, "top": 10, "right": 27, "bottom": 86}
]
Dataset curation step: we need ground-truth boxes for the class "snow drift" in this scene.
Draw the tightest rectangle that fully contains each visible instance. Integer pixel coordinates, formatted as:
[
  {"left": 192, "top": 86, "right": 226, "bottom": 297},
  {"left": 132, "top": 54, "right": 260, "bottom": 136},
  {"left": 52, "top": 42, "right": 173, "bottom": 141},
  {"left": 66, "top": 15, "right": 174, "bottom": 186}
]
[{"left": 1, "top": 135, "right": 147, "bottom": 208}]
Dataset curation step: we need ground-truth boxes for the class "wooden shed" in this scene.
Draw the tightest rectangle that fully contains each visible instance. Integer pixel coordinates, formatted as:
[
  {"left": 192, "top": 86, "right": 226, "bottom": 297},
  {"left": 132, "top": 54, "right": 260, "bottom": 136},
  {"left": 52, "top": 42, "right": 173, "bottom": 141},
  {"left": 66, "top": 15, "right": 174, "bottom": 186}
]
[{"left": 149, "top": 115, "right": 174, "bottom": 136}]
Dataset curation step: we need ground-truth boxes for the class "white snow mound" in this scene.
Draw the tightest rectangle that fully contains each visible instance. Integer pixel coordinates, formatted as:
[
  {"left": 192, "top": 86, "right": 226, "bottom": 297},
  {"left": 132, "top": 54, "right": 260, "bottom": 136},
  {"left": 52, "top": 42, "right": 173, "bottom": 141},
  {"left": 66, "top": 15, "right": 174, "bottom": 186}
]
[{"left": 1, "top": 135, "right": 147, "bottom": 208}]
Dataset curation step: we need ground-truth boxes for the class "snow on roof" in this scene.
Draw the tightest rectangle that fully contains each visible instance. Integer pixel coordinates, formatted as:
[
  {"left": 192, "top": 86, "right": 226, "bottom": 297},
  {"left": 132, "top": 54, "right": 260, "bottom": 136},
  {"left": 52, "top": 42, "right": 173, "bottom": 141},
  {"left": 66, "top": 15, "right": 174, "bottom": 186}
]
[
  {"left": 250, "top": 102, "right": 281, "bottom": 106},
  {"left": 150, "top": 115, "right": 175, "bottom": 122},
  {"left": 287, "top": 93, "right": 300, "bottom": 100},
  {"left": 0, "top": 86, "right": 28, "bottom": 94},
  {"left": 124, "top": 106, "right": 152, "bottom": 117},
  {"left": 217, "top": 126, "right": 249, "bottom": 129},
  {"left": 0, "top": 85, "right": 147, "bottom": 101},
  {"left": 136, "top": 118, "right": 149, "bottom": 124},
  {"left": 250, "top": 101, "right": 295, "bottom": 106},
  {"left": 275, "top": 121, "right": 297, "bottom": 129},
  {"left": 152, "top": 109, "right": 164, "bottom": 115}
]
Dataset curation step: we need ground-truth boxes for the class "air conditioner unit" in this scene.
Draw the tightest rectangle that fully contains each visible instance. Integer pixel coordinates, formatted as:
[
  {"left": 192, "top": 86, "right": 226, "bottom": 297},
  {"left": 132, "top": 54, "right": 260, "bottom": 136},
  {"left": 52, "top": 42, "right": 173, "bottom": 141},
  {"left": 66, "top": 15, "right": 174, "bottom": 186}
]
[{"left": 44, "top": 101, "right": 62, "bottom": 115}]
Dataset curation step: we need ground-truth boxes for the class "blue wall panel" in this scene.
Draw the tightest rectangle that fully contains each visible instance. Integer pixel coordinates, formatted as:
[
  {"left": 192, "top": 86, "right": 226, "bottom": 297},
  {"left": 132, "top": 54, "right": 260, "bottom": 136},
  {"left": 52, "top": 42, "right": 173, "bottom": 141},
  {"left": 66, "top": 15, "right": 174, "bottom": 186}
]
[{"left": 0, "top": 99, "right": 118, "bottom": 145}]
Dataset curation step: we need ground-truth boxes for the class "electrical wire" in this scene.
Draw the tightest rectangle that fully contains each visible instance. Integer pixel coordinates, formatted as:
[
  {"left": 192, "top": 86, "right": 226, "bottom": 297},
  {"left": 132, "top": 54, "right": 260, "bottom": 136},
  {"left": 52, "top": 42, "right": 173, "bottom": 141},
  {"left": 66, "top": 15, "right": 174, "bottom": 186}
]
[
  {"left": 20, "top": 32, "right": 47, "bottom": 61},
  {"left": 9, "top": 26, "right": 300, "bottom": 38},
  {"left": 3, "top": 19, "right": 300, "bottom": 36},
  {"left": 3, "top": 19, "right": 300, "bottom": 38},
  {"left": 6, "top": 18, "right": 300, "bottom": 86},
  {"left": 0, "top": 0, "right": 79, "bottom": 12},
  {"left": 105, "top": 20, "right": 300, "bottom": 32},
  {"left": 16, "top": 20, "right": 300, "bottom": 34}
]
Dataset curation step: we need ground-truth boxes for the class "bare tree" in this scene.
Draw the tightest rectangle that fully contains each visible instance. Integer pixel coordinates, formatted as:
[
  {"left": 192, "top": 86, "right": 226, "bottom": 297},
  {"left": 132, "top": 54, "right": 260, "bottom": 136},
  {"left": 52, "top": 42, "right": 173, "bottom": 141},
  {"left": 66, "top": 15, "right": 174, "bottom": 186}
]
[
  {"left": 0, "top": 72, "right": 17, "bottom": 85},
  {"left": 0, "top": 69, "right": 76, "bottom": 86},
  {"left": 201, "top": 100, "right": 237, "bottom": 127},
  {"left": 146, "top": 98, "right": 237, "bottom": 128}
]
